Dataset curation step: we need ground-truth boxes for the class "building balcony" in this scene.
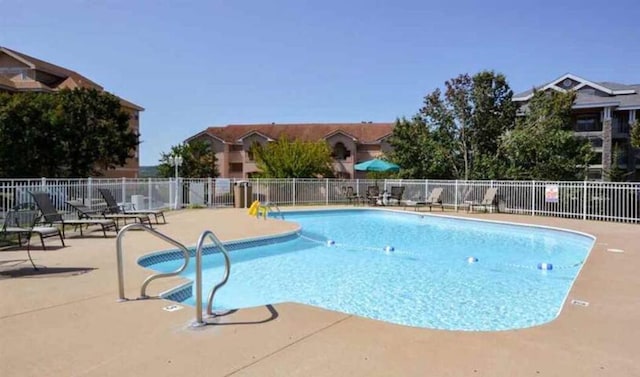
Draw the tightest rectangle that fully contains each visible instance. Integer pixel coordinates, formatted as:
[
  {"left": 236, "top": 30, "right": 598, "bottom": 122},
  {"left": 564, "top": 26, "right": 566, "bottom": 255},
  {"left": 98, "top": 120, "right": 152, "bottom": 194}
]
[{"left": 612, "top": 122, "right": 630, "bottom": 138}]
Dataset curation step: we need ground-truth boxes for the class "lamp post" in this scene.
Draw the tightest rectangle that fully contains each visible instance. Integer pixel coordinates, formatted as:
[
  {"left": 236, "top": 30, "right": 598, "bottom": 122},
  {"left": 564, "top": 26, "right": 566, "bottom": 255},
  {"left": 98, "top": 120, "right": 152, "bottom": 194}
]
[{"left": 169, "top": 155, "right": 183, "bottom": 209}]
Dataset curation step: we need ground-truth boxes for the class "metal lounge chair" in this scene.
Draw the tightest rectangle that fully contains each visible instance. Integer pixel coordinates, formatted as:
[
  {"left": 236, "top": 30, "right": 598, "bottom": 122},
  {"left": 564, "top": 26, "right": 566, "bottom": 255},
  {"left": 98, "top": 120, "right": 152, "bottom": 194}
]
[
  {"left": 404, "top": 187, "right": 443, "bottom": 211},
  {"left": 1, "top": 204, "right": 65, "bottom": 270},
  {"left": 98, "top": 188, "right": 166, "bottom": 224},
  {"left": 468, "top": 187, "right": 499, "bottom": 213},
  {"left": 387, "top": 186, "right": 405, "bottom": 206},
  {"left": 30, "top": 192, "right": 118, "bottom": 238},
  {"left": 366, "top": 186, "right": 381, "bottom": 206},
  {"left": 66, "top": 200, "right": 153, "bottom": 228},
  {"left": 342, "top": 186, "right": 363, "bottom": 205}
]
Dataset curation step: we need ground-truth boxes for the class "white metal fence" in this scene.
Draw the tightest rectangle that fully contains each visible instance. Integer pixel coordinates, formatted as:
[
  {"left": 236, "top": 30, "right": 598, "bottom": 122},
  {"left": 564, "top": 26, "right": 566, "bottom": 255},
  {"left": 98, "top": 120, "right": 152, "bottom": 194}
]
[{"left": 1, "top": 177, "right": 639, "bottom": 223}]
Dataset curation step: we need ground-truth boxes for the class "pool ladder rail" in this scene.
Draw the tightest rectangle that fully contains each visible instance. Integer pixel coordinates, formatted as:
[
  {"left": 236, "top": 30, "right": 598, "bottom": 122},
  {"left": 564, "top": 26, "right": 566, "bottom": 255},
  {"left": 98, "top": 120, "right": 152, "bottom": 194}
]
[
  {"left": 115, "top": 223, "right": 231, "bottom": 327},
  {"left": 258, "top": 201, "right": 284, "bottom": 220}
]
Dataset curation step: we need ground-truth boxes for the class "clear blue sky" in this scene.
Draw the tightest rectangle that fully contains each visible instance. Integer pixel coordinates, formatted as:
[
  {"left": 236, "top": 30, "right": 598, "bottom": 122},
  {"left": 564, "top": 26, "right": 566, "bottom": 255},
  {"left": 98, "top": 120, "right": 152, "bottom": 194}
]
[{"left": 2, "top": 0, "right": 639, "bottom": 165}]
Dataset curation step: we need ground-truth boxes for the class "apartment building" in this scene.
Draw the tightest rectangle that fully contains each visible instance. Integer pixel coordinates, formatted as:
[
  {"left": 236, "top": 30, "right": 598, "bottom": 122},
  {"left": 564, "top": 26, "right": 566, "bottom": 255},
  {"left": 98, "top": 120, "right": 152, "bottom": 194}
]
[
  {"left": 514, "top": 73, "right": 640, "bottom": 180},
  {"left": 513, "top": 73, "right": 640, "bottom": 180},
  {"left": 186, "top": 122, "right": 395, "bottom": 179},
  {"left": 0, "top": 46, "right": 143, "bottom": 178}
]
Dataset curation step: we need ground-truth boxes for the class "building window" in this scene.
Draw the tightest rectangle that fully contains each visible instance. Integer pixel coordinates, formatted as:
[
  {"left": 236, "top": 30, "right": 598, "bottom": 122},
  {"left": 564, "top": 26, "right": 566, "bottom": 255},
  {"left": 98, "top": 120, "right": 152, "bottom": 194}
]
[
  {"left": 335, "top": 171, "right": 351, "bottom": 179},
  {"left": 332, "top": 142, "right": 350, "bottom": 160},
  {"left": 588, "top": 137, "right": 603, "bottom": 148},
  {"left": 229, "top": 163, "right": 243, "bottom": 172},
  {"left": 575, "top": 115, "right": 601, "bottom": 132}
]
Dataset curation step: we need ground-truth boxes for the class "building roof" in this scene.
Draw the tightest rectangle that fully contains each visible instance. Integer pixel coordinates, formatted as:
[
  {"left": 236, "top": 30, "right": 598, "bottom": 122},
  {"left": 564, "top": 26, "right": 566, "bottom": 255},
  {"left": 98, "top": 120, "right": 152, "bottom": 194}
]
[
  {"left": 0, "top": 75, "right": 16, "bottom": 91},
  {"left": 513, "top": 73, "right": 640, "bottom": 110},
  {"left": 0, "top": 46, "right": 143, "bottom": 110},
  {"left": 1, "top": 46, "right": 103, "bottom": 90},
  {"left": 192, "top": 123, "right": 395, "bottom": 144}
]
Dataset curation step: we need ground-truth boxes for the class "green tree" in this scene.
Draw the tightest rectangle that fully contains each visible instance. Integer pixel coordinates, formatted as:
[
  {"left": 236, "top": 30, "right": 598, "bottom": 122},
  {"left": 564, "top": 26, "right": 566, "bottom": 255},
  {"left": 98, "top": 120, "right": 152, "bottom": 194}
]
[
  {"left": 253, "top": 137, "right": 333, "bottom": 178},
  {"left": 53, "top": 88, "right": 138, "bottom": 176},
  {"left": 0, "top": 92, "right": 58, "bottom": 177},
  {"left": 603, "top": 145, "right": 632, "bottom": 182},
  {"left": 631, "top": 119, "right": 640, "bottom": 148},
  {"left": 390, "top": 71, "right": 516, "bottom": 180},
  {"left": 0, "top": 89, "right": 137, "bottom": 177},
  {"left": 157, "top": 139, "right": 219, "bottom": 178},
  {"left": 500, "top": 91, "right": 592, "bottom": 180},
  {"left": 387, "top": 117, "right": 456, "bottom": 179}
]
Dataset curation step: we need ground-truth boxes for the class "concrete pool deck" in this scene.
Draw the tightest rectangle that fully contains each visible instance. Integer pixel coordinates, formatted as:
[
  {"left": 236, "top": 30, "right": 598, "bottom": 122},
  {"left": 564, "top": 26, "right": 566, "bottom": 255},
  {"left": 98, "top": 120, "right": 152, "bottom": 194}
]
[{"left": 1, "top": 207, "right": 638, "bottom": 376}]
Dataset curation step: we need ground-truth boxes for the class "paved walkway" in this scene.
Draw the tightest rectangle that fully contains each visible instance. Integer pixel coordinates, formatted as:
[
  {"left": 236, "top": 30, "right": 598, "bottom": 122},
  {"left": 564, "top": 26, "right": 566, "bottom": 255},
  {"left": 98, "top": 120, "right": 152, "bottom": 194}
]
[{"left": 1, "top": 207, "right": 638, "bottom": 376}]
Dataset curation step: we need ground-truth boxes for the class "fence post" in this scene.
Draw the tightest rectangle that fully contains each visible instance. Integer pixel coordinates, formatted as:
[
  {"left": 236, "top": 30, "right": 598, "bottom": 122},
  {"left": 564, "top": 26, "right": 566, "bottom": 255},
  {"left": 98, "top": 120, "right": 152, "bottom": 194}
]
[
  {"left": 147, "top": 178, "right": 152, "bottom": 210},
  {"left": 41, "top": 177, "right": 46, "bottom": 191},
  {"left": 582, "top": 181, "right": 588, "bottom": 220},
  {"left": 87, "top": 177, "right": 93, "bottom": 206},
  {"left": 121, "top": 177, "right": 126, "bottom": 206},
  {"left": 292, "top": 178, "right": 296, "bottom": 206},
  {"left": 325, "top": 179, "right": 329, "bottom": 206},
  {"left": 168, "top": 178, "right": 174, "bottom": 210},
  {"left": 454, "top": 180, "right": 458, "bottom": 212},
  {"left": 531, "top": 180, "right": 535, "bottom": 216},
  {"left": 208, "top": 177, "right": 213, "bottom": 207}
]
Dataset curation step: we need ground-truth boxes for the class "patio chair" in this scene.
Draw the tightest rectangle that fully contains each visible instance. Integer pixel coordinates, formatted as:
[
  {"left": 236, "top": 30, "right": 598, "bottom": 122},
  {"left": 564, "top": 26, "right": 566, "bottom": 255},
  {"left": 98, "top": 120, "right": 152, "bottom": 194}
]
[
  {"left": 365, "top": 186, "right": 381, "bottom": 206},
  {"left": 404, "top": 187, "right": 443, "bottom": 211},
  {"left": 342, "top": 186, "right": 363, "bottom": 205},
  {"left": 468, "top": 187, "right": 499, "bottom": 213},
  {"left": 387, "top": 186, "right": 405, "bottom": 206},
  {"left": 30, "top": 192, "right": 118, "bottom": 238},
  {"left": 1, "top": 205, "right": 65, "bottom": 270},
  {"left": 66, "top": 200, "right": 153, "bottom": 228},
  {"left": 98, "top": 188, "right": 166, "bottom": 224}
]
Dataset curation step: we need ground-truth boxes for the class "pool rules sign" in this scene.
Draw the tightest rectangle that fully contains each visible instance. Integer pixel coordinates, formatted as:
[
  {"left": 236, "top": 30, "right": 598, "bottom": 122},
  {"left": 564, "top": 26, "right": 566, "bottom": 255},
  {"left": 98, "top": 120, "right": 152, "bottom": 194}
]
[{"left": 545, "top": 185, "right": 559, "bottom": 203}]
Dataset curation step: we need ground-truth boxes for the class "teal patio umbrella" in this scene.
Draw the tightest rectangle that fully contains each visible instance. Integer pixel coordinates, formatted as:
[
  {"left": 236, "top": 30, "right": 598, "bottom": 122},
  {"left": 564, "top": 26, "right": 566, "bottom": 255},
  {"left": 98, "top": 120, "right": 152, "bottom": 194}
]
[{"left": 354, "top": 158, "right": 400, "bottom": 172}]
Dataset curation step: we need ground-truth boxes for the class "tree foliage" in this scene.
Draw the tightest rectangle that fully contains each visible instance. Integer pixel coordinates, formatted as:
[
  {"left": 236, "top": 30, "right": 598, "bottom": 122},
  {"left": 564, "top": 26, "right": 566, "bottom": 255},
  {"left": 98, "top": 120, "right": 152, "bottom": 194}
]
[
  {"left": 387, "top": 117, "right": 456, "bottom": 179},
  {"left": 500, "top": 91, "right": 592, "bottom": 180},
  {"left": 157, "top": 139, "right": 219, "bottom": 178},
  {"left": 389, "top": 71, "right": 515, "bottom": 179},
  {"left": 0, "top": 89, "right": 138, "bottom": 177},
  {"left": 603, "top": 145, "right": 632, "bottom": 182},
  {"left": 253, "top": 138, "right": 333, "bottom": 178},
  {"left": 631, "top": 119, "right": 640, "bottom": 149}
]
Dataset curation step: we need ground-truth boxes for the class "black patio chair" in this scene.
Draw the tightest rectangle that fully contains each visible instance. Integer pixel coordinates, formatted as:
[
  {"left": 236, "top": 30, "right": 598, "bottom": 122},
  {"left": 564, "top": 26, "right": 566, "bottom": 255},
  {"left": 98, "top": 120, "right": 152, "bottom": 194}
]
[
  {"left": 342, "top": 186, "right": 363, "bottom": 205},
  {"left": 66, "top": 200, "right": 153, "bottom": 228},
  {"left": 387, "top": 186, "right": 405, "bottom": 206},
  {"left": 366, "top": 186, "right": 380, "bottom": 206},
  {"left": 30, "top": 192, "right": 118, "bottom": 238},
  {"left": 1, "top": 204, "right": 65, "bottom": 270},
  {"left": 98, "top": 188, "right": 166, "bottom": 224}
]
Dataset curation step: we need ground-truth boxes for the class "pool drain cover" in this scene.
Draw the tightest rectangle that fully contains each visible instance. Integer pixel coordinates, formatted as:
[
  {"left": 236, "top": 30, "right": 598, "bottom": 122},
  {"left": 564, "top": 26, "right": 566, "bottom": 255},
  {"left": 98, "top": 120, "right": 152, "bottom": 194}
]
[{"left": 163, "top": 304, "right": 184, "bottom": 312}]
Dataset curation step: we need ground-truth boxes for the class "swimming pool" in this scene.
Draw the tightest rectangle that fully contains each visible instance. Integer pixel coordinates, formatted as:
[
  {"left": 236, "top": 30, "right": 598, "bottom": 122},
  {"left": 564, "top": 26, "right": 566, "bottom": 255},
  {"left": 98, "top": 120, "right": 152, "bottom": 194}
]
[{"left": 146, "top": 209, "right": 594, "bottom": 331}]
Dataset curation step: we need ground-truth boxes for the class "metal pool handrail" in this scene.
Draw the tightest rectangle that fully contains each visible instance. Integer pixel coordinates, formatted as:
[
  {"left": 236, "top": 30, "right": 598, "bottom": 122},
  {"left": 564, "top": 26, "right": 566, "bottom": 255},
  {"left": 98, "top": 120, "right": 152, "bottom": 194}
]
[
  {"left": 261, "top": 201, "right": 284, "bottom": 220},
  {"left": 116, "top": 223, "right": 190, "bottom": 301},
  {"left": 194, "top": 230, "right": 231, "bottom": 326}
]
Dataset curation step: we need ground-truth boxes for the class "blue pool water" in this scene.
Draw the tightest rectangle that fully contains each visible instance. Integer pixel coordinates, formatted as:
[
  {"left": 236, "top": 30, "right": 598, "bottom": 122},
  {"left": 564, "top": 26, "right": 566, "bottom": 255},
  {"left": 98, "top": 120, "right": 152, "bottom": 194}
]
[{"left": 148, "top": 210, "right": 594, "bottom": 331}]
